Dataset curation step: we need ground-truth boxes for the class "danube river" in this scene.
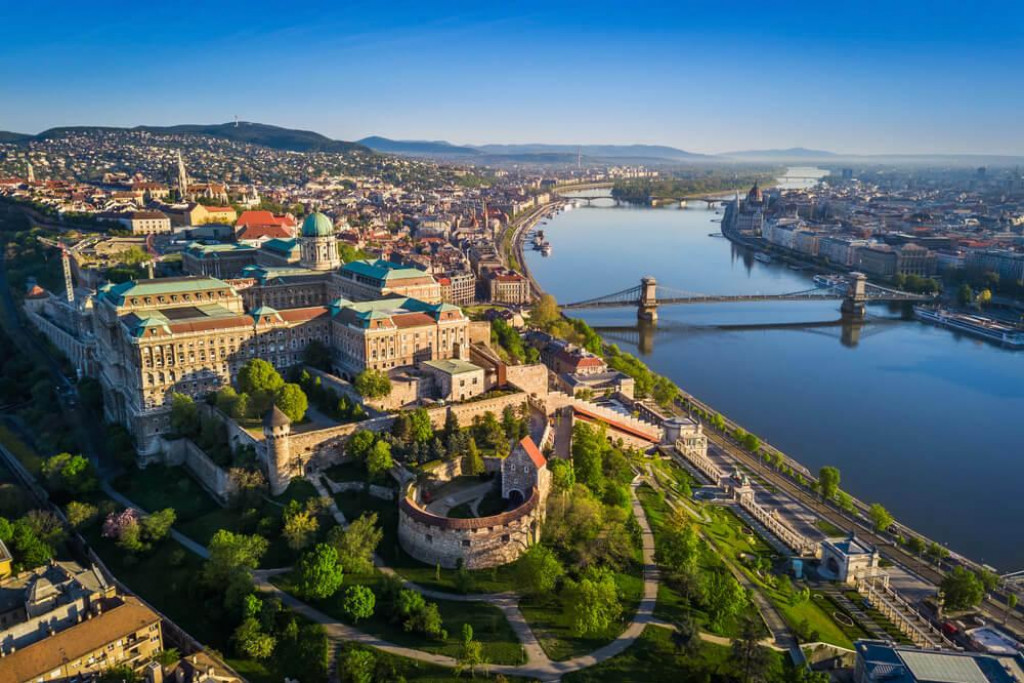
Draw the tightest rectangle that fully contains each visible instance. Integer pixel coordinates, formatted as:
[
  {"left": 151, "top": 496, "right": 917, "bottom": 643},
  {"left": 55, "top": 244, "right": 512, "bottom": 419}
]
[{"left": 525, "top": 171, "right": 1024, "bottom": 571}]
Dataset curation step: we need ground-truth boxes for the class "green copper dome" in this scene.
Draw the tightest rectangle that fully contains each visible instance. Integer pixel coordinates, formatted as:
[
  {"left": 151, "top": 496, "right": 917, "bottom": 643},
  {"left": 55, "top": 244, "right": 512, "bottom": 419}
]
[{"left": 301, "top": 212, "right": 334, "bottom": 237}]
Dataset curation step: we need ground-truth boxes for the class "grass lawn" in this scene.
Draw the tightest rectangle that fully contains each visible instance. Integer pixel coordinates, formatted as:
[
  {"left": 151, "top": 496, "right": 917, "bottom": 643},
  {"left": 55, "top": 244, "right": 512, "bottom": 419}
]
[
  {"left": 842, "top": 590, "right": 913, "bottom": 643},
  {"left": 323, "top": 459, "right": 367, "bottom": 483},
  {"left": 112, "top": 465, "right": 220, "bottom": 522},
  {"left": 82, "top": 527, "right": 226, "bottom": 648},
  {"left": 769, "top": 588, "right": 859, "bottom": 649},
  {"left": 561, "top": 626, "right": 789, "bottom": 682},
  {"left": 816, "top": 518, "right": 846, "bottom": 537},
  {"left": 0, "top": 424, "right": 45, "bottom": 475},
  {"left": 337, "top": 643, "right": 528, "bottom": 682},
  {"left": 275, "top": 570, "right": 526, "bottom": 665},
  {"left": 519, "top": 569, "right": 644, "bottom": 661}
]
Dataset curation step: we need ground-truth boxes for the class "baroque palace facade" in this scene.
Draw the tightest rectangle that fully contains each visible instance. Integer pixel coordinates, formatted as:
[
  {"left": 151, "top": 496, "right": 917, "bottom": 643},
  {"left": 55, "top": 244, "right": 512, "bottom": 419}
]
[{"left": 93, "top": 213, "right": 466, "bottom": 454}]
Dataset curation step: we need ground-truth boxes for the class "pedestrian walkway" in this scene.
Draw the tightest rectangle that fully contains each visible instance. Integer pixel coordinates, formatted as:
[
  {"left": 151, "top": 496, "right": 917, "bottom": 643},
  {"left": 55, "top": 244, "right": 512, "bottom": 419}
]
[
  {"left": 253, "top": 473, "right": 665, "bottom": 681},
  {"left": 102, "top": 481, "right": 210, "bottom": 559}
]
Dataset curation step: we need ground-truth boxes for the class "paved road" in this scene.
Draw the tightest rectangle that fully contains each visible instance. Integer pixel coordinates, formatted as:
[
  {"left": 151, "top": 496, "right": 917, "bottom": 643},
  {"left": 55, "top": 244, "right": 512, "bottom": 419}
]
[
  {"left": 702, "top": 428, "right": 1024, "bottom": 634},
  {"left": 255, "top": 475, "right": 664, "bottom": 682}
]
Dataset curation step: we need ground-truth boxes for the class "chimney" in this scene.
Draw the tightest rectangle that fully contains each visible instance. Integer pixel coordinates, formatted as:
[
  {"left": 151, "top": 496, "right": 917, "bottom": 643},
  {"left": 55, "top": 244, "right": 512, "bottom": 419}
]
[{"left": 147, "top": 661, "right": 164, "bottom": 683}]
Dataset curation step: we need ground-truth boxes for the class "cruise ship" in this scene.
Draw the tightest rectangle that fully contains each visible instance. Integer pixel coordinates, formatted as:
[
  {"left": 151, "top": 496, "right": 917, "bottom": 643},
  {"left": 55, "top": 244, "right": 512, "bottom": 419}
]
[{"left": 914, "top": 307, "right": 1024, "bottom": 349}]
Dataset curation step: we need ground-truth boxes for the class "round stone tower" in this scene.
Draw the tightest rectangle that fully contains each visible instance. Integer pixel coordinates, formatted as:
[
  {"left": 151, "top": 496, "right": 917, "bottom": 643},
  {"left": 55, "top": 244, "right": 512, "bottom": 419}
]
[
  {"left": 299, "top": 211, "right": 341, "bottom": 271},
  {"left": 263, "top": 405, "right": 293, "bottom": 496}
]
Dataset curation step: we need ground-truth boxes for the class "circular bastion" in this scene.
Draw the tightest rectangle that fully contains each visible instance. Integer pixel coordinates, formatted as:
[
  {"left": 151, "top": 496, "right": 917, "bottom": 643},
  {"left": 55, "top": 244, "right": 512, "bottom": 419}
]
[{"left": 398, "top": 482, "right": 543, "bottom": 569}]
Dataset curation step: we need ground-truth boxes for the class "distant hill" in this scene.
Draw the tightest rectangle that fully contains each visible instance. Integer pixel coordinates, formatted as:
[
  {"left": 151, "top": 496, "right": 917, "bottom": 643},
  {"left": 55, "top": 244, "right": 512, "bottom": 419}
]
[
  {"left": 358, "top": 136, "right": 481, "bottom": 156},
  {"left": 5, "top": 122, "right": 369, "bottom": 154},
  {"left": 719, "top": 147, "right": 837, "bottom": 160},
  {"left": 357, "top": 138, "right": 706, "bottom": 162},
  {"left": 0, "top": 131, "right": 32, "bottom": 143},
  {"left": 474, "top": 143, "right": 706, "bottom": 161}
]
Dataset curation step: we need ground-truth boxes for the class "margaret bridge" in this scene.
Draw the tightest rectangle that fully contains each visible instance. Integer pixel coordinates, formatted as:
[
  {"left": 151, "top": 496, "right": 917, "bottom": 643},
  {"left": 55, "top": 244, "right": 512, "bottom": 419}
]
[{"left": 561, "top": 273, "right": 934, "bottom": 322}]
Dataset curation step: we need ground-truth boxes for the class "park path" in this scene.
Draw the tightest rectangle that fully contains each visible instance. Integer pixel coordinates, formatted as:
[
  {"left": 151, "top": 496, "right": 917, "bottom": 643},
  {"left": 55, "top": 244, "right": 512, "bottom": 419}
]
[
  {"left": 101, "top": 481, "right": 211, "bottom": 559},
  {"left": 251, "top": 473, "right": 665, "bottom": 681}
]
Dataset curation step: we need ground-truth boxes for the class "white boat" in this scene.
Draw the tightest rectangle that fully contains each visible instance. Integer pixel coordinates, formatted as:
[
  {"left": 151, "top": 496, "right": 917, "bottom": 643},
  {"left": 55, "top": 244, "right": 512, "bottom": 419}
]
[
  {"left": 754, "top": 252, "right": 772, "bottom": 264},
  {"left": 541, "top": 243, "right": 552, "bottom": 256},
  {"left": 914, "top": 307, "right": 1024, "bottom": 348}
]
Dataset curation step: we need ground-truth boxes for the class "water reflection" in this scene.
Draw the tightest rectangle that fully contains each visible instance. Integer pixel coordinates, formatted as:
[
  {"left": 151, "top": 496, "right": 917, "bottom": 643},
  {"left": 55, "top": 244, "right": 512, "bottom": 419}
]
[{"left": 592, "top": 317, "right": 870, "bottom": 354}]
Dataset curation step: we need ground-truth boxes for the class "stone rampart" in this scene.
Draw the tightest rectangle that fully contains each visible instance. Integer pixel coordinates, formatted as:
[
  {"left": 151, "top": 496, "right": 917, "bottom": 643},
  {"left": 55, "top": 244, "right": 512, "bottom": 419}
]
[
  {"left": 159, "top": 437, "right": 237, "bottom": 504},
  {"left": 425, "top": 392, "right": 528, "bottom": 431},
  {"left": 398, "top": 484, "right": 543, "bottom": 569}
]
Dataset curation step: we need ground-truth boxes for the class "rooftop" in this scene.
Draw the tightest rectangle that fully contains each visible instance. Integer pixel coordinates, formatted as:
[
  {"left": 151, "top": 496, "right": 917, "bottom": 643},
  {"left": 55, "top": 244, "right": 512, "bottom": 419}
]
[
  {"left": 99, "top": 276, "right": 235, "bottom": 306},
  {"left": 340, "top": 258, "right": 432, "bottom": 282},
  {"left": 422, "top": 358, "right": 482, "bottom": 375},
  {"left": 0, "top": 596, "right": 160, "bottom": 683}
]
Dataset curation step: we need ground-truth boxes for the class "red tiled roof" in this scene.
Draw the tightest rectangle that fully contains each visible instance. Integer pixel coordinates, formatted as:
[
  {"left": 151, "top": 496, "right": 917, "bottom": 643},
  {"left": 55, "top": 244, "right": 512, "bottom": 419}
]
[
  {"left": 518, "top": 436, "right": 546, "bottom": 468},
  {"left": 237, "top": 224, "right": 293, "bottom": 240},
  {"left": 278, "top": 306, "right": 329, "bottom": 322},
  {"left": 392, "top": 312, "right": 436, "bottom": 328}
]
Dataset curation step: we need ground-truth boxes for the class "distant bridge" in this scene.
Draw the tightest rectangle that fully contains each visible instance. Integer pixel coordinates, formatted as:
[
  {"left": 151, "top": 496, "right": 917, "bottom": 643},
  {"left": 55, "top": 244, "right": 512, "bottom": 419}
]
[
  {"left": 562, "top": 273, "right": 933, "bottom": 322},
  {"left": 568, "top": 194, "right": 727, "bottom": 206}
]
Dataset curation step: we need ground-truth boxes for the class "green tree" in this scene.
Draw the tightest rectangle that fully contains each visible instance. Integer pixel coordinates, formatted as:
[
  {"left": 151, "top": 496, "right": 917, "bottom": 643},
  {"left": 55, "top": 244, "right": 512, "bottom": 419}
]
[
  {"left": 1007, "top": 594, "right": 1019, "bottom": 624},
  {"left": 818, "top": 466, "right": 841, "bottom": 501},
  {"left": 347, "top": 430, "right": 376, "bottom": 460},
  {"left": 327, "top": 512, "right": 383, "bottom": 576},
  {"left": 835, "top": 490, "right": 855, "bottom": 513},
  {"left": 906, "top": 536, "right": 926, "bottom": 554},
  {"left": 342, "top": 585, "right": 376, "bottom": 622},
  {"left": 462, "top": 439, "right": 485, "bottom": 476},
  {"left": 366, "top": 440, "right": 394, "bottom": 481},
  {"left": 957, "top": 283, "right": 974, "bottom": 306},
  {"left": 731, "top": 614, "right": 771, "bottom": 683},
  {"left": 237, "top": 359, "right": 284, "bottom": 395},
  {"left": 233, "top": 617, "right": 275, "bottom": 660},
  {"left": 354, "top": 369, "right": 391, "bottom": 399},
  {"left": 97, "top": 665, "right": 140, "bottom": 683},
  {"left": 282, "top": 505, "right": 319, "bottom": 550},
  {"left": 296, "top": 543, "right": 344, "bottom": 600},
  {"left": 671, "top": 615, "right": 700, "bottom": 657},
  {"left": 214, "top": 386, "right": 240, "bottom": 415},
  {"left": 516, "top": 545, "right": 564, "bottom": 597},
  {"left": 302, "top": 340, "right": 332, "bottom": 371},
  {"left": 141, "top": 508, "right": 176, "bottom": 543},
  {"left": 41, "top": 452, "right": 97, "bottom": 495},
  {"left": 409, "top": 407, "right": 434, "bottom": 444},
  {"left": 868, "top": 503, "right": 894, "bottom": 532},
  {"left": 941, "top": 566, "right": 985, "bottom": 611},
  {"left": 65, "top": 500, "right": 98, "bottom": 529},
  {"left": 571, "top": 422, "right": 605, "bottom": 493},
  {"left": 659, "top": 510, "right": 700, "bottom": 576},
  {"left": 530, "top": 293, "right": 560, "bottom": 329},
  {"left": 169, "top": 393, "right": 200, "bottom": 436},
  {"left": 338, "top": 647, "right": 375, "bottom": 683},
  {"left": 548, "top": 458, "right": 575, "bottom": 496},
  {"left": 203, "top": 530, "right": 269, "bottom": 586},
  {"left": 565, "top": 567, "right": 621, "bottom": 636},
  {"left": 705, "top": 571, "right": 748, "bottom": 630},
  {"left": 456, "top": 623, "right": 486, "bottom": 679},
  {"left": 274, "top": 383, "right": 308, "bottom": 422}
]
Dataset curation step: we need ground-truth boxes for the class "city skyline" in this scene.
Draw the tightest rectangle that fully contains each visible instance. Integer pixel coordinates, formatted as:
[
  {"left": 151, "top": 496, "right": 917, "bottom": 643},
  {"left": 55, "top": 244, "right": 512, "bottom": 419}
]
[{"left": 4, "top": 1, "right": 1024, "bottom": 156}]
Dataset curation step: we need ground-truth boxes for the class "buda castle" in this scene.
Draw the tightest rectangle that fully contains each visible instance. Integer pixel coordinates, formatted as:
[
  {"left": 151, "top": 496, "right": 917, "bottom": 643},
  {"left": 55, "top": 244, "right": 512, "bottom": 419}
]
[{"left": 92, "top": 213, "right": 470, "bottom": 454}]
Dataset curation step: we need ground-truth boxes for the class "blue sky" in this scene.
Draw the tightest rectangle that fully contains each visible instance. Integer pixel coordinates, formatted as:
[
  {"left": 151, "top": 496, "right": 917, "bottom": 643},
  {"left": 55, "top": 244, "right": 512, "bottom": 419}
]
[{"left": 2, "top": 1, "right": 1023, "bottom": 154}]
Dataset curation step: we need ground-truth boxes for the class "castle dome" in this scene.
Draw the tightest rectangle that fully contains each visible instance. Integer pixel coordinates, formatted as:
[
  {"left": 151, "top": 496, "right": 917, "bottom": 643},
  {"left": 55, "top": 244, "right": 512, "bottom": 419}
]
[{"left": 301, "top": 212, "right": 334, "bottom": 238}]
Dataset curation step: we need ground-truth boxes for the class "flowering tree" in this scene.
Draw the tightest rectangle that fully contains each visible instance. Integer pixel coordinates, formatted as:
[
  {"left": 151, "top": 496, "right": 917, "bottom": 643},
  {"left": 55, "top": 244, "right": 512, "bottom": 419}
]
[{"left": 102, "top": 508, "right": 145, "bottom": 552}]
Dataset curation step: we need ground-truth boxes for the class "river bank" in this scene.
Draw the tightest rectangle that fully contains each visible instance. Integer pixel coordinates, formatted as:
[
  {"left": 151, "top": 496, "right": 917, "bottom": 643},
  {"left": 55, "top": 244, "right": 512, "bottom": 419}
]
[{"left": 520, "top": 185, "right": 1024, "bottom": 573}]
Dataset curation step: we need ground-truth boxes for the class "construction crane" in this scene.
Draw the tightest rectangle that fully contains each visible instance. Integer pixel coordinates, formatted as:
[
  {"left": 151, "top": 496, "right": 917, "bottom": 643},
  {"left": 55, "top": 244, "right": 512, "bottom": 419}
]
[{"left": 36, "top": 236, "right": 75, "bottom": 303}]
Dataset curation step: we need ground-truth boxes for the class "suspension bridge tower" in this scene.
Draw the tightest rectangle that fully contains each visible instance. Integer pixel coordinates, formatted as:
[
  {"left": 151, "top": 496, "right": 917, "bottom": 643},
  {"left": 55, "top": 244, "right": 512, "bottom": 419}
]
[
  {"left": 841, "top": 272, "right": 868, "bottom": 320},
  {"left": 638, "top": 276, "right": 658, "bottom": 322}
]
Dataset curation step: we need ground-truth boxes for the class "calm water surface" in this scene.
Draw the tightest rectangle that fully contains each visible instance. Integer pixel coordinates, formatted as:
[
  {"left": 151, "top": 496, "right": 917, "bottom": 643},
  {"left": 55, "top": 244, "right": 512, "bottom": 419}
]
[{"left": 525, "top": 171, "right": 1024, "bottom": 571}]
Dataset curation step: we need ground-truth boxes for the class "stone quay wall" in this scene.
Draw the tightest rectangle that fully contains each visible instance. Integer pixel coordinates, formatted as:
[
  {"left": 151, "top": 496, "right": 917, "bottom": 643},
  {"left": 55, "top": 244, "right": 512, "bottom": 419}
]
[{"left": 398, "top": 484, "right": 542, "bottom": 569}]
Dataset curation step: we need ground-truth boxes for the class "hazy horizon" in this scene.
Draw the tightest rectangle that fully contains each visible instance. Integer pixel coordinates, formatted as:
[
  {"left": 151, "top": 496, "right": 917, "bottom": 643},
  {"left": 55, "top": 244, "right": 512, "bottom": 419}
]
[{"left": 4, "top": 1, "right": 1024, "bottom": 156}]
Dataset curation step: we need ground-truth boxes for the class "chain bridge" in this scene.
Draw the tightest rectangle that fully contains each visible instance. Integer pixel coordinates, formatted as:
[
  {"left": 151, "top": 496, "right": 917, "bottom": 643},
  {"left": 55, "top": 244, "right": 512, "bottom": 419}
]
[{"left": 561, "top": 273, "right": 933, "bottom": 322}]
